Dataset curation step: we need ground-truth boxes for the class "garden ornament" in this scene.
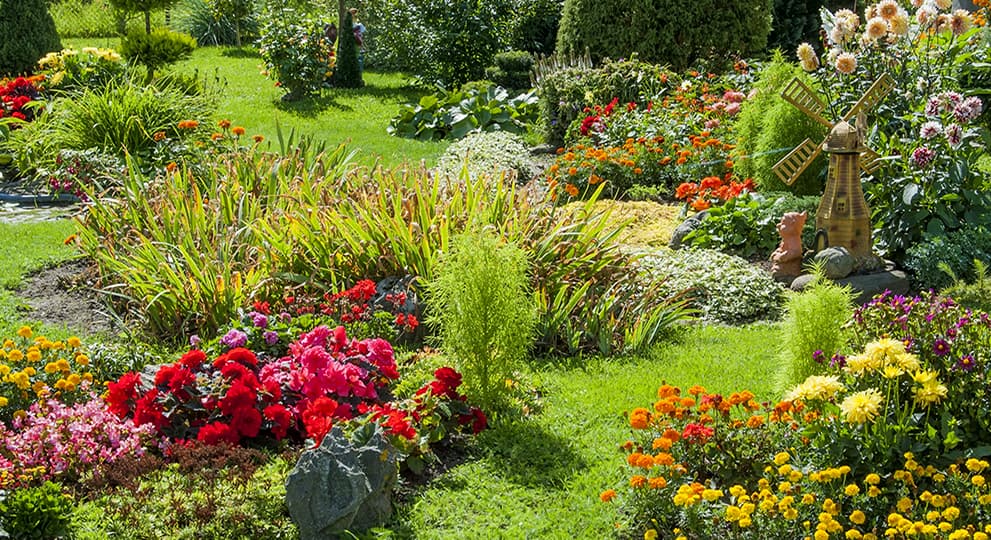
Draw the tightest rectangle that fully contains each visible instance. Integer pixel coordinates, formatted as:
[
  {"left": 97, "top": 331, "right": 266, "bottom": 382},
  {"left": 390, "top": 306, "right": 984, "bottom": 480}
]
[
  {"left": 772, "top": 74, "right": 895, "bottom": 258},
  {"left": 770, "top": 211, "right": 807, "bottom": 280}
]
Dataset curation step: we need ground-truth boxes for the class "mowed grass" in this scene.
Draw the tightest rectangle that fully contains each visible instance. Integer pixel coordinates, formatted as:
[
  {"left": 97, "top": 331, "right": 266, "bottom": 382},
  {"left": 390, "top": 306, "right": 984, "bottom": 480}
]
[
  {"left": 61, "top": 39, "right": 449, "bottom": 167},
  {"left": 394, "top": 323, "right": 782, "bottom": 539}
]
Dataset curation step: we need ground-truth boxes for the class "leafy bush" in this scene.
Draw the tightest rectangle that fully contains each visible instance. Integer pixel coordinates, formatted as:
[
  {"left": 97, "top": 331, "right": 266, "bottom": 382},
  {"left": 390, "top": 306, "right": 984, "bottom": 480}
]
[
  {"left": 485, "top": 50, "right": 534, "bottom": 91},
  {"left": 775, "top": 273, "right": 855, "bottom": 393},
  {"left": 36, "top": 47, "right": 127, "bottom": 94},
  {"left": 0, "top": 0, "right": 61, "bottom": 76},
  {"left": 681, "top": 192, "right": 820, "bottom": 259},
  {"left": 732, "top": 53, "right": 827, "bottom": 195},
  {"left": 388, "top": 85, "right": 538, "bottom": 141},
  {"left": 121, "top": 28, "right": 196, "bottom": 81},
  {"left": 766, "top": 0, "right": 821, "bottom": 56},
  {"left": 174, "top": 0, "right": 259, "bottom": 47},
  {"left": 0, "top": 482, "right": 74, "bottom": 540},
  {"left": 434, "top": 130, "right": 534, "bottom": 183},
  {"left": 258, "top": 4, "right": 334, "bottom": 100},
  {"left": 506, "top": 0, "right": 562, "bottom": 54},
  {"left": 942, "top": 259, "right": 991, "bottom": 315},
  {"left": 428, "top": 231, "right": 537, "bottom": 411},
  {"left": 640, "top": 248, "right": 784, "bottom": 324},
  {"left": 334, "top": 9, "right": 362, "bottom": 88},
  {"left": 556, "top": 0, "right": 772, "bottom": 71},
  {"left": 536, "top": 58, "right": 672, "bottom": 145},
  {"left": 903, "top": 227, "right": 991, "bottom": 290},
  {"left": 49, "top": 0, "right": 132, "bottom": 38}
]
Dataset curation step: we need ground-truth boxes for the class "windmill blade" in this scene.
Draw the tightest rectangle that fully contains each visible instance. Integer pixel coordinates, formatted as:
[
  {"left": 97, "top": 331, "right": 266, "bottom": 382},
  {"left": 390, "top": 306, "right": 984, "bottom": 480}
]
[
  {"left": 860, "top": 147, "right": 883, "bottom": 174},
  {"left": 841, "top": 73, "right": 896, "bottom": 122},
  {"left": 773, "top": 138, "right": 823, "bottom": 186},
  {"left": 781, "top": 78, "right": 833, "bottom": 129}
]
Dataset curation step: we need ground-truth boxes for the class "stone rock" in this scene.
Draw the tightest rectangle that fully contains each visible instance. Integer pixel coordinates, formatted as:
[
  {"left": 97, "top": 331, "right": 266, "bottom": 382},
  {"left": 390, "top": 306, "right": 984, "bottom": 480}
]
[
  {"left": 790, "top": 273, "right": 818, "bottom": 291},
  {"left": 669, "top": 210, "right": 709, "bottom": 250},
  {"left": 790, "top": 269, "right": 909, "bottom": 305},
  {"left": 814, "top": 247, "right": 855, "bottom": 279},
  {"left": 286, "top": 425, "right": 398, "bottom": 540}
]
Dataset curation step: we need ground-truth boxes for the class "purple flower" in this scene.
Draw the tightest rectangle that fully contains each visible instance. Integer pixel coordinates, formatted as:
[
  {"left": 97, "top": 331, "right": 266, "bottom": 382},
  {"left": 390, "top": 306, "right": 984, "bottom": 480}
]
[
  {"left": 919, "top": 121, "right": 941, "bottom": 139},
  {"left": 251, "top": 312, "right": 269, "bottom": 329},
  {"left": 189, "top": 334, "right": 201, "bottom": 348},
  {"left": 911, "top": 146, "right": 936, "bottom": 168},
  {"left": 279, "top": 312, "right": 292, "bottom": 323},
  {"left": 264, "top": 330, "right": 279, "bottom": 345},
  {"left": 812, "top": 350, "right": 825, "bottom": 364},
  {"left": 933, "top": 338, "right": 951, "bottom": 357},
  {"left": 830, "top": 353, "right": 847, "bottom": 368},
  {"left": 220, "top": 329, "right": 248, "bottom": 349},
  {"left": 956, "top": 354, "right": 977, "bottom": 372}
]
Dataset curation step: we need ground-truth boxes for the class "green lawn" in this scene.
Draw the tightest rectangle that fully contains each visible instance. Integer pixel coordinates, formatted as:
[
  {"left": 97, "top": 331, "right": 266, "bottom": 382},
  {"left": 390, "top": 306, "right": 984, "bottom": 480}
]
[
  {"left": 62, "top": 38, "right": 450, "bottom": 167},
  {"left": 395, "top": 323, "right": 782, "bottom": 538}
]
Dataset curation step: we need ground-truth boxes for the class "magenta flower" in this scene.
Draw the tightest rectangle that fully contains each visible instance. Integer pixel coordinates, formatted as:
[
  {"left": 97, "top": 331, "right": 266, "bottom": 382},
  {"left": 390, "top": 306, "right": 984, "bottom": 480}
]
[
  {"left": 911, "top": 146, "right": 936, "bottom": 168},
  {"left": 933, "top": 338, "right": 951, "bottom": 356}
]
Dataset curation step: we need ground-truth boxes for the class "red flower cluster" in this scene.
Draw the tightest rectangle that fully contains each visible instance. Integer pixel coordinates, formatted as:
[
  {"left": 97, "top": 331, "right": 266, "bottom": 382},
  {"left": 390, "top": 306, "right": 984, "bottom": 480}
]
[
  {"left": 675, "top": 175, "right": 755, "bottom": 211},
  {"left": 415, "top": 367, "right": 487, "bottom": 435},
  {"left": 0, "top": 76, "right": 44, "bottom": 123},
  {"left": 277, "top": 280, "right": 419, "bottom": 332},
  {"left": 579, "top": 97, "right": 621, "bottom": 137}
]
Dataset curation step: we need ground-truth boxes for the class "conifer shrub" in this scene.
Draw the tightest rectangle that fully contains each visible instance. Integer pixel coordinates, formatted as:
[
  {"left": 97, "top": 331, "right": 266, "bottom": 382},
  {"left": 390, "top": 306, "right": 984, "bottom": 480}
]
[
  {"left": 334, "top": 10, "right": 363, "bottom": 88},
  {"left": 733, "top": 52, "right": 826, "bottom": 195},
  {"left": 775, "top": 272, "right": 855, "bottom": 394},
  {"left": 121, "top": 28, "right": 197, "bottom": 81},
  {"left": 0, "top": 0, "right": 61, "bottom": 75},
  {"left": 766, "top": 0, "right": 821, "bottom": 55},
  {"left": 427, "top": 230, "right": 537, "bottom": 412},
  {"left": 485, "top": 50, "right": 534, "bottom": 91},
  {"left": 555, "top": 0, "right": 772, "bottom": 71}
]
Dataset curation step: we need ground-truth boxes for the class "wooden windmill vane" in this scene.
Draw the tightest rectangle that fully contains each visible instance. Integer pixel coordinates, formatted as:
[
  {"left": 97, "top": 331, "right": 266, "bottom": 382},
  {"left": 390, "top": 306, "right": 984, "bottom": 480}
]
[{"left": 772, "top": 73, "right": 895, "bottom": 259}]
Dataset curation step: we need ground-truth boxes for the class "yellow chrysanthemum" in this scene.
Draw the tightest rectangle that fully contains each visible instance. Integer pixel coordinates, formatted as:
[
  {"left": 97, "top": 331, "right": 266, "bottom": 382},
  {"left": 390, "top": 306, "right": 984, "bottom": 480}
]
[
  {"left": 914, "top": 380, "right": 948, "bottom": 407},
  {"left": 840, "top": 389, "right": 883, "bottom": 424}
]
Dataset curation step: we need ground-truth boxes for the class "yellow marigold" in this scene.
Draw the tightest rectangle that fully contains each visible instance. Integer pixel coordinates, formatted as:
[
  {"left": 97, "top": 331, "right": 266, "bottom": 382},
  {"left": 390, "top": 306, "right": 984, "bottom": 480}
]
[
  {"left": 774, "top": 452, "right": 791, "bottom": 466},
  {"left": 866, "top": 473, "right": 881, "bottom": 485},
  {"left": 644, "top": 530, "right": 658, "bottom": 540},
  {"left": 8, "top": 350, "right": 23, "bottom": 362},
  {"left": 897, "top": 497, "right": 913, "bottom": 512},
  {"left": 67, "top": 336, "right": 82, "bottom": 348},
  {"left": 851, "top": 510, "right": 867, "bottom": 525},
  {"left": 840, "top": 389, "right": 883, "bottom": 424},
  {"left": 17, "top": 326, "right": 32, "bottom": 339},
  {"left": 845, "top": 484, "right": 861, "bottom": 496},
  {"left": 967, "top": 458, "right": 989, "bottom": 472}
]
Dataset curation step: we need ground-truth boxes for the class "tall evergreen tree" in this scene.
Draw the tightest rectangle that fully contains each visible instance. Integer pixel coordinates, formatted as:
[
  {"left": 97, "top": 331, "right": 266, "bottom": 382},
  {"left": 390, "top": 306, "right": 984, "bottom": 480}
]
[
  {"left": 0, "top": 0, "right": 61, "bottom": 75},
  {"left": 334, "top": 10, "right": 363, "bottom": 88}
]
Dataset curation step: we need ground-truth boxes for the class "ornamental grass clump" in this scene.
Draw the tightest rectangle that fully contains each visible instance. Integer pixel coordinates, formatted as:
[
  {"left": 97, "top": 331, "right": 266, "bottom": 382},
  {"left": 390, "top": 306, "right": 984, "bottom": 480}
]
[{"left": 427, "top": 230, "right": 536, "bottom": 412}]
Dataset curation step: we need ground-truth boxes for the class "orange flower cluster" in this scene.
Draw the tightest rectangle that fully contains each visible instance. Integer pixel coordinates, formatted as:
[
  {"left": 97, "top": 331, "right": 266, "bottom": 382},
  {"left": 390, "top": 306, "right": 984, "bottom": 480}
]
[{"left": 675, "top": 175, "right": 755, "bottom": 211}]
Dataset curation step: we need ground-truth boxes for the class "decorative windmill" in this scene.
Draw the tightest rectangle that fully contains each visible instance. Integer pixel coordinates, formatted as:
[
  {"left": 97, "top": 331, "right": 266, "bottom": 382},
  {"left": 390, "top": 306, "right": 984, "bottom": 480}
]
[{"left": 772, "top": 73, "right": 895, "bottom": 258}]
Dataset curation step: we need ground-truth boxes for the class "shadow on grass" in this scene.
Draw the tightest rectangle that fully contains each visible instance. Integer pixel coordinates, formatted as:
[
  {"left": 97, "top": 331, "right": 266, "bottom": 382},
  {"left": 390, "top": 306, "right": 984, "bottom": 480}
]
[
  {"left": 272, "top": 79, "right": 432, "bottom": 117},
  {"left": 273, "top": 92, "right": 354, "bottom": 116},
  {"left": 220, "top": 47, "right": 261, "bottom": 59},
  {"left": 477, "top": 419, "right": 587, "bottom": 488}
]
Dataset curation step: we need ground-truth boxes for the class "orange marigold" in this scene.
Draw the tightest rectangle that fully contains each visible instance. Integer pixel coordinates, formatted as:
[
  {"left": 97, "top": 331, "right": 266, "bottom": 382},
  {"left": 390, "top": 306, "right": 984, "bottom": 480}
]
[
  {"left": 218, "top": 119, "right": 232, "bottom": 129},
  {"left": 630, "top": 475, "right": 647, "bottom": 488},
  {"left": 600, "top": 489, "right": 617, "bottom": 502},
  {"left": 253, "top": 134, "right": 264, "bottom": 143},
  {"left": 177, "top": 119, "right": 199, "bottom": 130},
  {"left": 629, "top": 408, "right": 651, "bottom": 430},
  {"left": 211, "top": 132, "right": 223, "bottom": 141},
  {"left": 649, "top": 476, "right": 668, "bottom": 489},
  {"left": 653, "top": 437, "right": 673, "bottom": 451},
  {"left": 232, "top": 126, "right": 246, "bottom": 136},
  {"left": 564, "top": 183, "right": 579, "bottom": 197},
  {"left": 657, "top": 384, "right": 679, "bottom": 398}
]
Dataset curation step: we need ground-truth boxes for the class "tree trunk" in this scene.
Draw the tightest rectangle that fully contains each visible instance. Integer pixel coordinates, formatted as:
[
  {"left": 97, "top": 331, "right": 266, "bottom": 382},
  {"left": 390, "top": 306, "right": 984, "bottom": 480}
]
[{"left": 144, "top": 10, "right": 151, "bottom": 33}]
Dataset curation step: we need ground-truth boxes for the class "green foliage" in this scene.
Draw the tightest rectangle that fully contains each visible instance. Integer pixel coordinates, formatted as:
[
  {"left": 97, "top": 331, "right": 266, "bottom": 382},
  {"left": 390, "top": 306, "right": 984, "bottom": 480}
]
[
  {"left": 109, "top": 0, "right": 178, "bottom": 33},
  {"left": 506, "top": 0, "right": 563, "bottom": 54},
  {"left": 174, "top": 0, "right": 259, "bottom": 47},
  {"left": 775, "top": 271, "right": 855, "bottom": 394},
  {"left": 683, "top": 192, "right": 820, "bottom": 259},
  {"left": 434, "top": 130, "right": 535, "bottom": 183},
  {"left": 121, "top": 28, "right": 197, "bottom": 81},
  {"left": 766, "top": 0, "right": 821, "bottom": 55},
  {"left": 428, "top": 231, "right": 537, "bottom": 410},
  {"left": 334, "top": 9, "right": 363, "bottom": 88},
  {"left": 537, "top": 58, "right": 670, "bottom": 145},
  {"left": 0, "top": 0, "right": 61, "bottom": 75},
  {"left": 75, "top": 456, "right": 296, "bottom": 540},
  {"left": 942, "top": 259, "right": 991, "bottom": 315},
  {"left": 258, "top": 4, "right": 333, "bottom": 100},
  {"left": 640, "top": 248, "right": 784, "bottom": 325},
  {"left": 5, "top": 80, "right": 210, "bottom": 175},
  {"left": 555, "top": 0, "right": 772, "bottom": 72},
  {"left": 37, "top": 47, "right": 127, "bottom": 95},
  {"left": 49, "top": 0, "right": 130, "bottom": 38},
  {"left": 0, "top": 482, "right": 74, "bottom": 540},
  {"left": 904, "top": 227, "right": 991, "bottom": 290},
  {"left": 733, "top": 52, "right": 826, "bottom": 195},
  {"left": 388, "top": 85, "right": 538, "bottom": 141},
  {"left": 485, "top": 50, "right": 535, "bottom": 91}
]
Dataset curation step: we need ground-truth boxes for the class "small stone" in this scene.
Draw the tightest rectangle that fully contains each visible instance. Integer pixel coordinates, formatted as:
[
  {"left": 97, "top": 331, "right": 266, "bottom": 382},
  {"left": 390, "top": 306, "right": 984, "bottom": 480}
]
[
  {"left": 669, "top": 210, "right": 709, "bottom": 250},
  {"left": 790, "top": 274, "right": 817, "bottom": 291},
  {"left": 814, "top": 247, "right": 855, "bottom": 279},
  {"left": 836, "top": 269, "right": 909, "bottom": 305}
]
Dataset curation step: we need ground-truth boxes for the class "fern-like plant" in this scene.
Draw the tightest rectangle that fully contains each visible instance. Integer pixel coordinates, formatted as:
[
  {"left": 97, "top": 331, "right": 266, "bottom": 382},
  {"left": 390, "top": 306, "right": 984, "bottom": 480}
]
[
  {"left": 427, "top": 229, "right": 537, "bottom": 412},
  {"left": 776, "top": 266, "right": 856, "bottom": 394},
  {"left": 941, "top": 259, "right": 991, "bottom": 314}
]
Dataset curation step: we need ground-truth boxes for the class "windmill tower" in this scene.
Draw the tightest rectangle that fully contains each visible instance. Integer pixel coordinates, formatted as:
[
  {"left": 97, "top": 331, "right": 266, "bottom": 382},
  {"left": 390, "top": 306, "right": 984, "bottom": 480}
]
[{"left": 772, "top": 74, "right": 895, "bottom": 258}]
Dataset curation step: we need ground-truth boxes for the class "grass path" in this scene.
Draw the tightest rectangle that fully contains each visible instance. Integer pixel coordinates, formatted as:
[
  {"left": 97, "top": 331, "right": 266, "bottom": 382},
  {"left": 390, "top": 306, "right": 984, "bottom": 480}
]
[{"left": 397, "top": 323, "right": 782, "bottom": 539}]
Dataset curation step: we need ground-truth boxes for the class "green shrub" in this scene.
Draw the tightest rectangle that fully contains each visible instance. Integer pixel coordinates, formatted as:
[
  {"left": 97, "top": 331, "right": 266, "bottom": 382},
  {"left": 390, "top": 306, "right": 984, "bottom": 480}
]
[
  {"left": 733, "top": 52, "right": 826, "bottom": 195},
  {"left": 334, "top": 9, "right": 363, "bottom": 88},
  {"left": 537, "top": 58, "right": 671, "bottom": 145},
  {"left": 258, "top": 4, "right": 333, "bottom": 100},
  {"left": 640, "top": 248, "right": 784, "bottom": 325},
  {"left": 942, "top": 259, "right": 991, "bottom": 315},
  {"left": 0, "top": 481, "right": 74, "bottom": 540},
  {"left": 507, "top": 0, "right": 562, "bottom": 54},
  {"left": 556, "top": 0, "right": 772, "bottom": 72},
  {"left": 485, "top": 50, "right": 535, "bottom": 91},
  {"left": 174, "top": 0, "right": 259, "bottom": 47},
  {"left": 121, "top": 28, "right": 196, "bottom": 81},
  {"left": 775, "top": 272, "right": 855, "bottom": 394},
  {"left": 109, "top": 0, "right": 178, "bottom": 34},
  {"left": 434, "top": 130, "right": 534, "bottom": 183},
  {"left": 683, "top": 192, "right": 820, "bottom": 259},
  {"left": 0, "top": 0, "right": 61, "bottom": 76},
  {"left": 428, "top": 230, "right": 537, "bottom": 411},
  {"left": 904, "top": 227, "right": 991, "bottom": 291},
  {"left": 766, "top": 0, "right": 821, "bottom": 56},
  {"left": 388, "top": 85, "right": 538, "bottom": 141}
]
